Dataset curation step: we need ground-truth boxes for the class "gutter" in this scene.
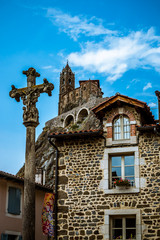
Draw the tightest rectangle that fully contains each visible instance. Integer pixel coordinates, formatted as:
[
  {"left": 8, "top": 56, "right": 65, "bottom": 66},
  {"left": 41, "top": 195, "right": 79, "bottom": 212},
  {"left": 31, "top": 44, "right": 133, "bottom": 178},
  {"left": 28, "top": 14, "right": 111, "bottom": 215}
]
[
  {"left": 137, "top": 125, "right": 160, "bottom": 136},
  {"left": 48, "top": 137, "right": 59, "bottom": 240}
]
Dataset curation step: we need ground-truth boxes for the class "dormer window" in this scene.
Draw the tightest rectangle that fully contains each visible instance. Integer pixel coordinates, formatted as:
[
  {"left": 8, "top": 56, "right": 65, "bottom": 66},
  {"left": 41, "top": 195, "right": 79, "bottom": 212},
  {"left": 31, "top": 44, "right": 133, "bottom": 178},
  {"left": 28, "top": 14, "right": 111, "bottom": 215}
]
[{"left": 113, "top": 115, "right": 130, "bottom": 140}]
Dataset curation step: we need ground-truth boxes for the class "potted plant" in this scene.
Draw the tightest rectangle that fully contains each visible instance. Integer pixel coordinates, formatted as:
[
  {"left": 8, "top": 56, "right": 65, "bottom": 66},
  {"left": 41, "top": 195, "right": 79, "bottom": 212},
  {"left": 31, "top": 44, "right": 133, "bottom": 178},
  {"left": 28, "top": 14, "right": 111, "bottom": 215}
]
[{"left": 114, "top": 178, "right": 131, "bottom": 190}]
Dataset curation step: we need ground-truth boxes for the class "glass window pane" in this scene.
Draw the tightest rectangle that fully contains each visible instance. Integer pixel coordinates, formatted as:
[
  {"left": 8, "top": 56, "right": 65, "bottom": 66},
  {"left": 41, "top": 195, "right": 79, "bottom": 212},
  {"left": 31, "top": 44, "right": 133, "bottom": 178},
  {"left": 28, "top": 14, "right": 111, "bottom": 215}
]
[
  {"left": 123, "top": 117, "right": 129, "bottom": 125},
  {"left": 112, "top": 167, "right": 121, "bottom": 177},
  {"left": 126, "top": 218, "right": 136, "bottom": 228},
  {"left": 126, "top": 229, "right": 136, "bottom": 239},
  {"left": 115, "top": 133, "right": 121, "bottom": 140},
  {"left": 124, "top": 156, "right": 134, "bottom": 165},
  {"left": 126, "top": 125, "right": 130, "bottom": 131},
  {"left": 126, "top": 132, "right": 130, "bottom": 139},
  {"left": 113, "top": 218, "right": 122, "bottom": 228},
  {"left": 112, "top": 156, "right": 121, "bottom": 166},
  {"left": 112, "top": 229, "right": 123, "bottom": 239},
  {"left": 114, "top": 118, "right": 121, "bottom": 140},
  {"left": 125, "top": 166, "right": 134, "bottom": 176},
  {"left": 115, "top": 118, "right": 120, "bottom": 126}
]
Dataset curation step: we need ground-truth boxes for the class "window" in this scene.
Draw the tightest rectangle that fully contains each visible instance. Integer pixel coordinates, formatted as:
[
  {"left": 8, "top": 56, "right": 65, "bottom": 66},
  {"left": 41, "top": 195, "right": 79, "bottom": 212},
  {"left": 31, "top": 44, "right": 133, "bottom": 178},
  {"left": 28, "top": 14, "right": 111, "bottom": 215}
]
[
  {"left": 99, "top": 146, "right": 140, "bottom": 194},
  {"left": 102, "top": 209, "right": 141, "bottom": 240},
  {"left": 113, "top": 116, "right": 130, "bottom": 140},
  {"left": 1, "top": 234, "right": 22, "bottom": 240},
  {"left": 111, "top": 155, "right": 135, "bottom": 188},
  {"left": 8, "top": 187, "right": 21, "bottom": 215},
  {"left": 111, "top": 216, "right": 136, "bottom": 240}
]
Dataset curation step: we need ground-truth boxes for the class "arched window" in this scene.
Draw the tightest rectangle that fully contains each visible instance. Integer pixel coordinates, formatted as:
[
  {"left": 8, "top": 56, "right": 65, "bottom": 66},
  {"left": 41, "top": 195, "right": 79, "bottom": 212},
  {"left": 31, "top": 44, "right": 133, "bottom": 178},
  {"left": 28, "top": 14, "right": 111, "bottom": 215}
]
[
  {"left": 77, "top": 108, "right": 89, "bottom": 122},
  {"left": 64, "top": 115, "right": 74, "bottom": 127},
  {"left": 113, "top": 115, "right": 130, "bottom": 140}
]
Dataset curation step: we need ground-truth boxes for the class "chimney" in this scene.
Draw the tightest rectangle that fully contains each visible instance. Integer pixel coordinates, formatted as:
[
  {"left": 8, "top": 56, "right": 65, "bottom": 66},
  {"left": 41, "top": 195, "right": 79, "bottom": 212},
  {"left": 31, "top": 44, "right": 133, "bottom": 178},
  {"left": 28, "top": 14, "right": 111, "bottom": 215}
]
[
  {"left": 35, "top": 167, "right": 45, "bottom": 185},
  {"left": 155, "top": 91, "right": 160, "bottom": 124}
]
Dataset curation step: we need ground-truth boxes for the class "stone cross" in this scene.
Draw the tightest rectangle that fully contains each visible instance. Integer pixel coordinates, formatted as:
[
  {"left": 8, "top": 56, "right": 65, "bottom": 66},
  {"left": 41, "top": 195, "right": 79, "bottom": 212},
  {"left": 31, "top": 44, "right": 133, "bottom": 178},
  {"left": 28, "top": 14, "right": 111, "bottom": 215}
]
[{"left": 9, "top": 67, "right": 54, "bottom": 240}]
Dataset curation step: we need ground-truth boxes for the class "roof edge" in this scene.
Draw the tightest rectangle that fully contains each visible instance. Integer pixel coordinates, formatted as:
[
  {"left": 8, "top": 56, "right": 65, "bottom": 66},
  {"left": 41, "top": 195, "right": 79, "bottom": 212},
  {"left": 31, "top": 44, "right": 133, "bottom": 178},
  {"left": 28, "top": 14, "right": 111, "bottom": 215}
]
[
  {"left": 0, "top": 171, "right": 52, "bottom": 192},
  {"left": 48, "top": 129, "right": 103, "bottom": 139}
]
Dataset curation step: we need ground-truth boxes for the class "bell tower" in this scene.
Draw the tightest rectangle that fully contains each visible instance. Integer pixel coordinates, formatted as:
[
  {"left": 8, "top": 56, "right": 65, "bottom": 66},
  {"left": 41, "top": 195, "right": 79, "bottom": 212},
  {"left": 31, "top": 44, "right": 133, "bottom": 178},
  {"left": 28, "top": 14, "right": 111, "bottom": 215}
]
[{"left": 58, "top": 62, "right": 75, "bottom": 115}]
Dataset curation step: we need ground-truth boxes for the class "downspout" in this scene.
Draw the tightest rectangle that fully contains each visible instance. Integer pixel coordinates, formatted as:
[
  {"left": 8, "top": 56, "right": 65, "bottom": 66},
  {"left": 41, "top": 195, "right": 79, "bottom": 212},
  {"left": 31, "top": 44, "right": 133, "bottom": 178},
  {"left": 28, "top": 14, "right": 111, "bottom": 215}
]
[
  {"left": 154, "top": 125, "right": 160, "bottom": 136},
  {"left": 101, "top": 135, "right": 106, "bottom": 147},
  {"left": 48, "top": 137, "right": 59, "bottom": 240}
]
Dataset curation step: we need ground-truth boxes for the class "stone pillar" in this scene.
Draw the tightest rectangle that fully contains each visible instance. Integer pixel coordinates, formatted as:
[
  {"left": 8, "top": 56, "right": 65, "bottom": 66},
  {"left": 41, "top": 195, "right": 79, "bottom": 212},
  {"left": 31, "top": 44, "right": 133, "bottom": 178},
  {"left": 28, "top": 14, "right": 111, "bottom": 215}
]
[
  {"left": 23, "top": 126, "right": 36, "bottom": 240},
  {"left": 9, "top": 67, "right": 54, "bottom": 240}
]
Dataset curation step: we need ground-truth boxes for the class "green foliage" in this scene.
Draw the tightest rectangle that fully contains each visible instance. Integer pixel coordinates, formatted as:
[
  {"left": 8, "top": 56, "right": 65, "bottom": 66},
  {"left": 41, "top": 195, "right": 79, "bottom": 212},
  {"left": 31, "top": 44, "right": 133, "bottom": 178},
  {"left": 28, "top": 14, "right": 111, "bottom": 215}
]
[
  {"left": 77, "top": 120, "right": 82, "bottom": 124},
  {"left": 70, "top": 124, "right": 79, "bottom": 130}
]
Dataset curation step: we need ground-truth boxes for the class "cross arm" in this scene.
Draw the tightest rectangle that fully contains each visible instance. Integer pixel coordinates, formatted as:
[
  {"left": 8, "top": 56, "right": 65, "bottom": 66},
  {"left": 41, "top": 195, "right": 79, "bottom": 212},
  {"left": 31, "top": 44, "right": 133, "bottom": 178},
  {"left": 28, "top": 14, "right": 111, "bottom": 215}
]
[
  {"left": 9, "top": 79, "right": 54, "bottom": 102},
  {"left": 9, "top": 85, "right": 22, "bottom": 102}
]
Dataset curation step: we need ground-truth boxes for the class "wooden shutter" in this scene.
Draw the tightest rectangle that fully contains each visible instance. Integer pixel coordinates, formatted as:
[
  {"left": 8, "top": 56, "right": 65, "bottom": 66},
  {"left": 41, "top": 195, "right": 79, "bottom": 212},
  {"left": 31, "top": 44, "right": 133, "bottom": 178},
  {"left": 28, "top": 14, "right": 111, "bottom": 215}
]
[
  {"left": 1, "top": 234, "right": 8, "bottom": 240},
  {"left": 8, "top": 187, "right": 21, "bottom": 215}
]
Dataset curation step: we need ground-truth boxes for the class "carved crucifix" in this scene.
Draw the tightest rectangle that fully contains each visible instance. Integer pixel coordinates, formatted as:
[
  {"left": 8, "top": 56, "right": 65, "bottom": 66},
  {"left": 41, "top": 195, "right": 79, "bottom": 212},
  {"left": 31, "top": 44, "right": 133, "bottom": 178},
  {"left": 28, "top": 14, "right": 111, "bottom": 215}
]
[{"left": 9, "top": 67, "right": 54, "bottom": 240}]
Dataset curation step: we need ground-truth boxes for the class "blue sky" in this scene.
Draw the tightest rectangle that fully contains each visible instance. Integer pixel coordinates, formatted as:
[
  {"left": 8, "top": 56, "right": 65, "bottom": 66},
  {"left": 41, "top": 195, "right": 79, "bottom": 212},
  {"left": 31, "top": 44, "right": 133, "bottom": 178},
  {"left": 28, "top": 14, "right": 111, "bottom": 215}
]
[{"left": 1, "top": 0, "right": 160, "bottom": 174}]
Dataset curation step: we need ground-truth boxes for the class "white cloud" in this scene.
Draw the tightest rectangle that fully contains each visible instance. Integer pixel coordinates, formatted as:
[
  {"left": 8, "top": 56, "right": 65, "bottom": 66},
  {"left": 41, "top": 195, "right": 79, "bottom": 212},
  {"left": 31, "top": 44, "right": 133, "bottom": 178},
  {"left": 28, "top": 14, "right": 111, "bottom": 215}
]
[
  {"left": 143, "top": 82, "right": 152, "bottom": 91},
  {"left": 45, "top": 8, "right": 116, "bottom": 41},
  {"left": 44, "top": 8, "right": 160, "bottom": 82},
  {"left": 68, "top": 28, "right": 160, "bottom": 82},
  {"left": 42, "top": 65, "right": 52, "bottom": 69},
  {"left": 148, "top": 102, "right": 156, "bottom": 108}
]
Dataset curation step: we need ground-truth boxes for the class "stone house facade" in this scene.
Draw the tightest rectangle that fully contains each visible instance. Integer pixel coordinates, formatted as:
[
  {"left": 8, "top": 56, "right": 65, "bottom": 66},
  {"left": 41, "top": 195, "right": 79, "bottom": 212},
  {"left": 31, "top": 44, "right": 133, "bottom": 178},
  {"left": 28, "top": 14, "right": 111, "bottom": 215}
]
[
  {"left": 0, "top": 171, "right": 52, "bottom": 240},
  {"left": 48, "top": 93, "right": 160, "bottom": 240}
]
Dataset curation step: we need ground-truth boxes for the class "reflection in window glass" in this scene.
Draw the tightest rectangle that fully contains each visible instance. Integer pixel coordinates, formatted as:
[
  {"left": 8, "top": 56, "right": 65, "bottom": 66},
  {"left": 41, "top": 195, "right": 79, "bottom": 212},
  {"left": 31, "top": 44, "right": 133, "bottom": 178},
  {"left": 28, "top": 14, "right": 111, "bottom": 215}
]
[{"left": 111, "top": 155, "right": 135, "bottom": 188}]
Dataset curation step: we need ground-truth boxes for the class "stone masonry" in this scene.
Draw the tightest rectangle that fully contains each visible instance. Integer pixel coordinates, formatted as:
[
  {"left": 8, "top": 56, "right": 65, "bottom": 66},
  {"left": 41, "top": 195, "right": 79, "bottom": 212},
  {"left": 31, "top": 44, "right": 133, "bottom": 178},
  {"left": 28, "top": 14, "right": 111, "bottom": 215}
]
[
  {"left": 17, "top": 65, "right": 160, "bottom": 239},
  {"left": 54, "top": 133, "right": 160, "bottom": 239}
]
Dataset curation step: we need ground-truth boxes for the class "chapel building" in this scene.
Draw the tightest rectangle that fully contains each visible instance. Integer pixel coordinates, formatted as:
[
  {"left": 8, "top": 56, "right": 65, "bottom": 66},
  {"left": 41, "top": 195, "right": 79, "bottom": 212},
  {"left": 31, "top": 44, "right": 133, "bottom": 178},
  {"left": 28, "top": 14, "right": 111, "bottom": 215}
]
[{"left": 58, "top": 62, "right": 103, "bottom": 115}]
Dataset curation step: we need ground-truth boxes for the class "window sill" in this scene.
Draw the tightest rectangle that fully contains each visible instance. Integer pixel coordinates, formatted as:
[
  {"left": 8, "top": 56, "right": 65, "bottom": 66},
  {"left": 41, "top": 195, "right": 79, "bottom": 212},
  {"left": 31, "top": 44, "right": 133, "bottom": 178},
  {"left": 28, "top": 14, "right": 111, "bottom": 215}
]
[
  {"left": 104, "top": 187, "right": 140, "bottom": 195},
  {"left": 6, "top": 212, "right": 22, "bottom": 219},
  {"left": 106, "top": 136, "right": 137, "bottom": 146}
]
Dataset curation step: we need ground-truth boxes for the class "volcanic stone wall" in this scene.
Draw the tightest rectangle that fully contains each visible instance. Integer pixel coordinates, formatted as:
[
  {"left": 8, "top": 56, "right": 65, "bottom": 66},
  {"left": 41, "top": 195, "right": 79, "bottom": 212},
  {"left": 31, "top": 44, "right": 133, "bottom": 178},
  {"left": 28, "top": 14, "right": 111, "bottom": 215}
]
[
  {"left": 56, "top": 132, "right": 160, "bottom": 239},
  {"left": 138, "top": 132, "right": 160, "bottom": 239},
  {"left": 57, "top": 137, "right": 105, "bottom": 240}
]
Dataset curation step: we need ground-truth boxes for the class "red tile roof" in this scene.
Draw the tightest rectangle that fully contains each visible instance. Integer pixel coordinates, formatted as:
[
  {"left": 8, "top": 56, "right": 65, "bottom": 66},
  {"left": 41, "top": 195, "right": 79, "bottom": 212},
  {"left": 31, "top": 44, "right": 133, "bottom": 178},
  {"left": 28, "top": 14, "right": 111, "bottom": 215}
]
[
  {"left": 92, "top": 93, "right": 147, "bottom": 112},
  {"left": 91, "top": 93, "right": 155, "bottom": 122},
  {"left": 49, "top": 129, "right": 103, "bottom": 138},
  {"left": 0, "top": 170, "right": 52, "bottom": 192}
]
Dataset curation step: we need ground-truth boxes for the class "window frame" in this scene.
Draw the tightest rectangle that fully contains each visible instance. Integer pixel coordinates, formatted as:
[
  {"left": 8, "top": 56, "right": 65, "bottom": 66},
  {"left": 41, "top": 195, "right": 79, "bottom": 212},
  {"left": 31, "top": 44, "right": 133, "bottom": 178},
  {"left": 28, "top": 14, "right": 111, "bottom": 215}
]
[
  {"left": 1, "top": 231, "right": 22, "bottom": 240},
  {"left": 100, "top": 209, "right": 142, "bottom": 240},
  {"left": 113, "top": 115, "right": 130, "bottom": 141},
  {"left": 110, "top": 154, "right": 135, "bottom": 189},
  {"left": 110, "top": 215, "right": 136, "bottom": 240},
  {"left": 99, "top": 146, "right": 140, "bottom": 194}
]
